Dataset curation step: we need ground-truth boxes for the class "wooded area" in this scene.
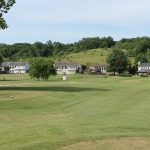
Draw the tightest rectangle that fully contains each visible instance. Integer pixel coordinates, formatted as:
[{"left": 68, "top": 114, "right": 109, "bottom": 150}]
[
  {"left": 0, "top": 37, "right": 114, "bottom": 59},
  {"left": 1, "top": 37, "right": 150, "bottom": 62}
]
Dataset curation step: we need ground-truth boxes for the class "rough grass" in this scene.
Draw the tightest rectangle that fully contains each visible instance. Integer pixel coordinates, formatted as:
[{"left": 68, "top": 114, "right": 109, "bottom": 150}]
[
  {"left": 54, "top": 48, "right": 134, "bottom": 65},
  {"left": 0, "top": 74, "right": 150, "bottom": 150},
  {"left": 55, "top": 48, "right": 110, "bottom": 65}
]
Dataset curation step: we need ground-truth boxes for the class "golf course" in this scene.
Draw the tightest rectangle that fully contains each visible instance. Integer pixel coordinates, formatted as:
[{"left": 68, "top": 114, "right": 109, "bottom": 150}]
[{"left": 0, "top": 74, "right": 150, "bottom": 150}]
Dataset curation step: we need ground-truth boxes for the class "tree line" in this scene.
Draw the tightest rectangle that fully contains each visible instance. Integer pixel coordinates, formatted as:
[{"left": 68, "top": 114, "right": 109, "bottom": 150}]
[
  {"left": 1, "top": 36, "right": 150, "bottom": 62},
  {"left": 0, "top": 37, "right": 115, "bottom": 60},
  {"left": 115, "top": 37, "right": 150, "bottom": 63}
]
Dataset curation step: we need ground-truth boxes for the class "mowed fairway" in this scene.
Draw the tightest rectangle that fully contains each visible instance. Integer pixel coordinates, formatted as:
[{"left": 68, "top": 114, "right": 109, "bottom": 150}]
[{"left": 1, "top": 74, "right": 150, "bottom": 150}]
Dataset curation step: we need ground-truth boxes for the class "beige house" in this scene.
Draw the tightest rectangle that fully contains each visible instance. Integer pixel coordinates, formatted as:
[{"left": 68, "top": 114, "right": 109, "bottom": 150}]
[
  {"left": 55, "top": 61, "right": 80, "bottom": 75},
  {"left": 89, "top": 64, "right": 107, "bottom": 74}
]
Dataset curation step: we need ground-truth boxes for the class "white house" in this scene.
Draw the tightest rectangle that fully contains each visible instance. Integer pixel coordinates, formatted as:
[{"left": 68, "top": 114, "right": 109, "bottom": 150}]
[
  {"left": 89, "top": 64, "right": 107, "bottom": 74},
  {"left": 2, "top": 62, "right": 29, "bottom": 74},
  {"left": 55, "top": 61, "right": 80, "bottom": 75},
  {"left": 137, "top": 61, "right": 150, "bottom": 75}
]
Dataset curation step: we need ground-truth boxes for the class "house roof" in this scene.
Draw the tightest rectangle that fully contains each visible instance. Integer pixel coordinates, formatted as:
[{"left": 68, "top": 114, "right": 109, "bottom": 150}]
[
  {"left": 2, "top": 62, "right": 29, "bottom": 66},
  {"left": 55, "top": 61, "right": 79, "bottom": 67},
  {"left": 139, "top": 63, "right": 150, "bottom": 67},
  {"left": 90, "top": 64, "right": 108, "bottom": 68}
]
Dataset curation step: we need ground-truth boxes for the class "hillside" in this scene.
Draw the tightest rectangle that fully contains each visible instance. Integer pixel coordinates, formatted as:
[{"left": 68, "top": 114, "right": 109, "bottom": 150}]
[
  {"left": 55, "top": 48, "right": 135, "bottom": 65},
  {"left": 55, "top": 48, "right": 111, "bottom": 65},
  {"left": 1, "top": 37, "right": 150, "bottom": 64}
]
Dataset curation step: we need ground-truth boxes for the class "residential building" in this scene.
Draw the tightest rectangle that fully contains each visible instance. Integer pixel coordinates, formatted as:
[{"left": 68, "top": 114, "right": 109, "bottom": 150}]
[
  {"left": 55, "top": 61, "right": 80, "bottom": 74},
  {"left": 89, "top": 64, "right": 107, "bottom": 74},
  {"left": 137, "top": 62, "right": 150, "bottom": 75},
  {"left": 1, "top": 62, "right": 29, "bottom": 74}
]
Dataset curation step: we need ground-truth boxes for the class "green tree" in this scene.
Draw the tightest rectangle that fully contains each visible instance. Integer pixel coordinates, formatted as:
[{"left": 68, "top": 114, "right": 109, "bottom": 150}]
[
  {"left": 135, "top": 54, "right": 148, "bottom": 64},
  {"left": 115, "top": 37, "right": 150, "bottom": 57},
  {"left": 128, "top": 65, "right": 132, "bottom": 74},
  {"left": 4, "top": 65, "right": 10, "bottom": 72},
  {"left": 29, "top": 58, "right": 56, "bottom": 80},
  {"left": 107, "top": 49, "right": 128, "bottom": 74},
  {"left": 131, "top": 65, "right": 137, "bottom": 75},
  {"left": 147, "top": 49, "right": 150, "bottom": 62},
  {"left": 128, "top": 65, "right": 137, "bottom": 75},
  {"left": 0, "top": 54, "right": 3, "bottom": 73},
  {"left": 0, "top": 54, "right": 3, "bottom": 64},
  {"left": 0, "top": 0, "right": 15, "bottom": 29}
]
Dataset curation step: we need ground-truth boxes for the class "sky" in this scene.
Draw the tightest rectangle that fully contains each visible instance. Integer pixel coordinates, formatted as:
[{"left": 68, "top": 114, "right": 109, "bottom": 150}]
[{"left": 0, "top": 0, "right": 150, "bottom": 44}]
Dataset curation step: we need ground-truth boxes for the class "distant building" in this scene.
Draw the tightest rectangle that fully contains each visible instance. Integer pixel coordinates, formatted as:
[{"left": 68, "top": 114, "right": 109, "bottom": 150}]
[
  {"left": 137, "top": 62, "right": 150, "bottom": 75},
  {"left": 1, "top": 62, "right": 29, "bottom": 74},
  {"left": 55, "top": 61, "right": 80, "bottom": 74},
  {"left": 89, "top": 64, "right": 107, "bottom": 74}
]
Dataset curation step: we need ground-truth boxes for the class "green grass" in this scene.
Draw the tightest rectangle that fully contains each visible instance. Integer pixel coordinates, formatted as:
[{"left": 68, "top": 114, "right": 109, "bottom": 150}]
[
  {"left": 55, "top": 48, "right": 110, "bottom": 65},
  {"left": 54, "top": 48, "right": 135, "bottom": 65},
  {"left": 0, "top": 74, "right": 150, "bottom": 149}
]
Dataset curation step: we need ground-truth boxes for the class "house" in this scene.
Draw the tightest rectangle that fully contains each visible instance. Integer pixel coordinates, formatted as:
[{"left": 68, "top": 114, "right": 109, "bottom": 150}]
[
  {"left": 1, "top": 62, "right": 29, "bottom": 74},
  {"left": 89, "top": 64, "right": 107, "bottom": 74},
  {"left": 137, "top": 61, "right": 150, "bottom": 75},
  {"left": 55, "top": 61, "right": 80, "bottom": 74}
]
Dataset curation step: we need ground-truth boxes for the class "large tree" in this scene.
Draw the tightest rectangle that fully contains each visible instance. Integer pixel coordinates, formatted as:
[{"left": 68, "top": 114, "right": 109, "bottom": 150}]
[
  {"left": 0, "top": 54, "right": 3, "bottom": 64},
  {"left": 0, "top": 54, "right": 2, "bottom": 72},
  {"left": 107, "top": 49, "right": 128, "bottom": 74},
  {"left": 29, "top": 58, "right": 56, "bottom": 80},
  {"left": 0, "top": 0, "right": 15, "bottom": 29},
  {"left": 135, "top": 53, "right": 148, "bottom": 64}
]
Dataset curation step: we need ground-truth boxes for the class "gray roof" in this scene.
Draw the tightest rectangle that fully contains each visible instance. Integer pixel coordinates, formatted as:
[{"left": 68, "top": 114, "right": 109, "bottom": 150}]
[
  {"left": 55, "top": 61, "right": 79, "bottom": 67},
  {"left": 139, "top": 63, "right": 150, "bottom": 67},
  {"left": 2, "top": 62, "right": 29, "bottom": 66},
  {"left": 91, "top": 64, "right": 108, "bottom": 68}
]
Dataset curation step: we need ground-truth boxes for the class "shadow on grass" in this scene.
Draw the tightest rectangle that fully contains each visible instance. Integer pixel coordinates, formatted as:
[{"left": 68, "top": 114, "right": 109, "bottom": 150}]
[
  {"left": 0, "top": 86, "right": 111, "bottom": 92},
  {"left": 0, "top": 79, "right": 19, "bottom": 82}
]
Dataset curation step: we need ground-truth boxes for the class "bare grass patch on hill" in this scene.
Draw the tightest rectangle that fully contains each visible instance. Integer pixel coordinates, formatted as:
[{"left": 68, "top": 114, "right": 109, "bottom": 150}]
[
  {"left": 60, "top": 137, "right": 150, "bottom": 150},
  {"left": 120, "top": 79, "right": 143, "bottom": 83}
]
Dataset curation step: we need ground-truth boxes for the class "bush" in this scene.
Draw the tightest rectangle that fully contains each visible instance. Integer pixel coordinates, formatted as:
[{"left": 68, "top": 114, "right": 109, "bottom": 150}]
[
  {"left": 29, "top": 58, "right": 56, "bottom": 80},
  {"left": 140, "top": 74, "right": 148, "bottom": 77},
  {"left": 101, "top": 53, "right": 104, "bottom": 56},
  {"left": 119, "top": 73, "right": 132, "bottom": 77}
]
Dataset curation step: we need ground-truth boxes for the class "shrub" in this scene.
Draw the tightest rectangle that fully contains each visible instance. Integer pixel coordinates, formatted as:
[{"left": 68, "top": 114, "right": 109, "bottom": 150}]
[
  {"left": 101, "top": 53, "right": 104, "bottom": 56},
  {"left": 140, "top": 74, "right": 148, "bottom": 77},
  {"left": 119, "top": 73, "right": 132, "bottom": 77}
]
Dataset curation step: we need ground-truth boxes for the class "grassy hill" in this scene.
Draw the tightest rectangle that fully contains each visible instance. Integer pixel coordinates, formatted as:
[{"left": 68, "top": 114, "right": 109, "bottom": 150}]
[
  {"left": 0, "top": 74, "right": 150, "bottom": 149},
  {"left": 55, "top": 48, "right": 111, "bottom": 65},
  {"left": 54, "top": 48, "right": 135, "bottom": 65}
]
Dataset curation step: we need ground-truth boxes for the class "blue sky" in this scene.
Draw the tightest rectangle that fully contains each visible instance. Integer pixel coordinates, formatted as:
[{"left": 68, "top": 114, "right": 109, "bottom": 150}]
[{"left": 0, "top": 0, "right": 150, "bottom": 44}]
